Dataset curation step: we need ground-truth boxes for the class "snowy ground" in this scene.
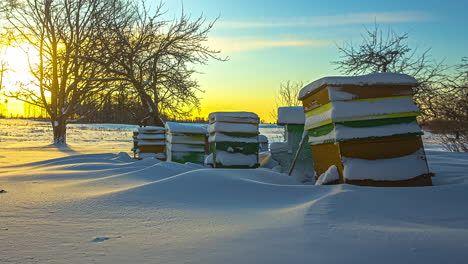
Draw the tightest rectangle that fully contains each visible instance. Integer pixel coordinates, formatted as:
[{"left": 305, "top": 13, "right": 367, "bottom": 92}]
[{"left": 1, "top": 119, "right": 467, "bottom": 264}]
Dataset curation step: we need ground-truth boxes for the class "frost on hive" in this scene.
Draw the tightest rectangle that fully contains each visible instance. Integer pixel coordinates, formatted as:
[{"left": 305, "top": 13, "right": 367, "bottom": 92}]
[
  {"left": 277, "top": 106, "right": 305, "bottom": 125},
  {"left": 298, "top": 72, "right": 419, "bottom": 100}
]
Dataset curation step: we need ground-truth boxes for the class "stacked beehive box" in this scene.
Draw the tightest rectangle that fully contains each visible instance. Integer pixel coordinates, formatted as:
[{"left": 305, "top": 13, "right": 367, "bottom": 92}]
[
  {"left": 276, "top": 106, "right": 314, "bottom": 182},
  {"left": 165, "top": 122, "right": 207, "bottom": 164},
  {"left": 298, "top": 72, "right": 431, "bottom": 187},
  {"left": 136, "top": 126, "right": 166, "bottom": 159},
  {"left": 277, "top": 106, "right": 307, "bottom": 155},
  {"left": 208, "top": 112, "right": 260, "bottom": 168}
]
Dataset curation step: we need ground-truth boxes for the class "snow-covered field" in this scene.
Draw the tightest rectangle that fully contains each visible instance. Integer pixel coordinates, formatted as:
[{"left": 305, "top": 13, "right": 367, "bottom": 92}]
[{"left": 1, "top": 118, "right": 467, "bottom": 264}]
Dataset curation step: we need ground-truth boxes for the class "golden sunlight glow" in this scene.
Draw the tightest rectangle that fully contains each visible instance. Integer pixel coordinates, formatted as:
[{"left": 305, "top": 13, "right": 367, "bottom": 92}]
[
  {"left": 1, "top": 44, "right": 38, "bottom": 93},
  {"left": 1, "top": 43, "right": 40, "bottom": 116}
]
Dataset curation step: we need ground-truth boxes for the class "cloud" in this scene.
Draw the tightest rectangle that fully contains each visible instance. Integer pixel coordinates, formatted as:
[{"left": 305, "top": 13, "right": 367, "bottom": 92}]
[
  {"left": 217, "top": 11, "right": 432, "bottom": 29},
  {"left": 207, "top": 37, "right": 331, "bottom": 52}
]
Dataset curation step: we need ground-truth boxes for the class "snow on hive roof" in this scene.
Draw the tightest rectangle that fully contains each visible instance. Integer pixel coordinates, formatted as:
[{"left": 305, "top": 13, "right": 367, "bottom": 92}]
[
  {"left": 208, "top": 111, "right": 259, "bottom": 124},
  {"left": 165, "top": 122, "right": 207, "bottom": 134},
  {"left": 298, "top": 72, "right": 419, "bottom": 100},
  {"left": 277, "top": 106, "right": 305, "bottom": 125}
]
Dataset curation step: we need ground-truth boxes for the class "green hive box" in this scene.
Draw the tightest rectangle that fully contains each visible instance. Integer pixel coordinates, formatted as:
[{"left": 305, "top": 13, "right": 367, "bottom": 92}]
[
  {"left": 165, "top": 122, "right": 207, "bottom": 164},
  {"left": 208, "top": 112, "right": 260, "bottom": 168}
]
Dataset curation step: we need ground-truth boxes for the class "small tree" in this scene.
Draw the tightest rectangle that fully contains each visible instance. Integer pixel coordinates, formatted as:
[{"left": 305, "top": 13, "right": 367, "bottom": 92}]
[
  {"left": 333, "top": 24, "right": 446, "bottom": 120},
  {"left": 270, "top": 81, "right": 303, "bottom": 122}
]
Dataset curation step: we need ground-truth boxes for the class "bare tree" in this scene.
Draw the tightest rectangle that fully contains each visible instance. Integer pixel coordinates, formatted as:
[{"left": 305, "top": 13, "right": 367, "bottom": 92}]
[
  {"left": 333, "top": 24, "right": 447, "bottom": 120},
  {"left": 270, "top": 81, "right": 303, "bottom": 122},
  {"left": 91, "top": 1, "right": 225, "bottom": 127},
  {"left": 5, "top": 0, "right": 117, "bottom": 144},
  {"left": 335, "top": 25, "right": 467, "bottom": 151},
  {"left": 0, "top": 5, "right": 15, "bottom": 114},
  {"left": 430, "top": 57, "right": 468, "bottom": 152}
]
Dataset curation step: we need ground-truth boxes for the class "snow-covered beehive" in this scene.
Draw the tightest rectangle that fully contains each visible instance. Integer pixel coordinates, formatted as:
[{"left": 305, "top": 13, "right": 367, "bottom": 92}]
[
  {"left": 208, "top": 112, "right": 260, "bottom": 168},
  {"left": 136, "top": 126, "right": 166, "bottom": 160},
  {"left": 275, "top": 106, "right": 314, "bottom": 182},
  {"left": 277, "top": 106, "right": 307, "bottom": 155},
  {"left": 298, "top": 72, "right": 431, "bottom": 187},
  {"left": 165, "top": 122, "right": 207, "bottom": 164}
]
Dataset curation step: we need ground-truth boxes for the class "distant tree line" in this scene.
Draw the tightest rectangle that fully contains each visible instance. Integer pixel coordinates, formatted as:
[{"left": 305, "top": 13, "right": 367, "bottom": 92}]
[{"left": 76, "top": 86, "right": 209, "bottom": 124}]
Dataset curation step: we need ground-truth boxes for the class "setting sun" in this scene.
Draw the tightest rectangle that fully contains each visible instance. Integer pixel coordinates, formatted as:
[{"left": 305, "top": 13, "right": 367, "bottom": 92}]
[
  {"left": 1, "top": 43, "right": 38, "bottom": 93},
  {"left": 0, "top": 43, "right": 42, "bottom": 116}
]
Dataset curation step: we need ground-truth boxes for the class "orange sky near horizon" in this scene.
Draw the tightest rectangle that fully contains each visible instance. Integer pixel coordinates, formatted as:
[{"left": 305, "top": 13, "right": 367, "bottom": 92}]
[{"left": 0, "top": 43, "right": 284, "bottom": 123}]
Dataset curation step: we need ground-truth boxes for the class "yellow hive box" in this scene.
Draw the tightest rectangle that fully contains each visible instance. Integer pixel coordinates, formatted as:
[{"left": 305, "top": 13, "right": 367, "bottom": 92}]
[{"left": 299, "top": 73, "right": 432, "bottom": 187}]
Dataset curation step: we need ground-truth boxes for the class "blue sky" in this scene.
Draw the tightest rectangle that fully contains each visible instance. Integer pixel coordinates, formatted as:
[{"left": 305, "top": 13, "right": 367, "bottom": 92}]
[{"left": 166, "top": 0, "right": 466, "bottom": 122}]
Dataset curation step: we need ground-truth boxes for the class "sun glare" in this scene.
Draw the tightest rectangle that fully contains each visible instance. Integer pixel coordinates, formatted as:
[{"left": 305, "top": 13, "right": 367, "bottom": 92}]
[
  {"left": 0, "top": 43, "right": 41, "bottom": 116},
  {"left": 1, "top": 43, "right": 39, "bottom": 94}
]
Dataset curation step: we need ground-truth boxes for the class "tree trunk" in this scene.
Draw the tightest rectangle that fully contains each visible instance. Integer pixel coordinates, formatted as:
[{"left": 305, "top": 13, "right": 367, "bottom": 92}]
[
  {"left": 52, "top": 117, "right": 67, "bottom": 145},
  {"left": 144, "top": 111, "right": 164, "bottom": 127}
]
